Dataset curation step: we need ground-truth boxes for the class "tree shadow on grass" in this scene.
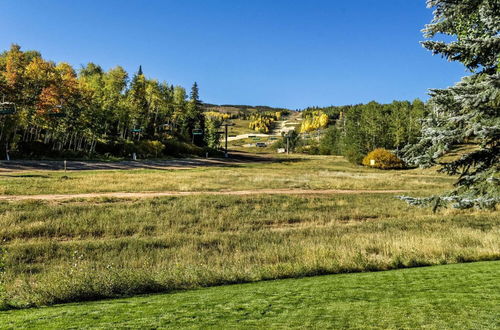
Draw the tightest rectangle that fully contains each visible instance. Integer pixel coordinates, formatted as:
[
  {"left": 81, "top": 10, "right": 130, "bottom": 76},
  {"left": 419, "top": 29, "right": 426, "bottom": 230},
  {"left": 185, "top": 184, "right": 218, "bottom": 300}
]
[{"left": 1, "top": 174, "right": 50, "bottom": 178}]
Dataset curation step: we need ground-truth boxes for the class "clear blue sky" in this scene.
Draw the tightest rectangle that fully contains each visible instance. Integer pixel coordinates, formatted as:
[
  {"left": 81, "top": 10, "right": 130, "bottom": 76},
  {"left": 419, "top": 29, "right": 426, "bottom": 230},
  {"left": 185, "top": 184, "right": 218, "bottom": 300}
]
[{"left": 1, "top": 0, "right": 466, "bottom": 109}]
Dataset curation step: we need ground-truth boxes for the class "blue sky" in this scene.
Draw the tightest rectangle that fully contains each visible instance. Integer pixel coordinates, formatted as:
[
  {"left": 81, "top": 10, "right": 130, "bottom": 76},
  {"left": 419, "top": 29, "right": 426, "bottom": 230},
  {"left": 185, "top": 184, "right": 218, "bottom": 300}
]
[{"left": 1, "top": 0, "right": 466, "bottom": 109}]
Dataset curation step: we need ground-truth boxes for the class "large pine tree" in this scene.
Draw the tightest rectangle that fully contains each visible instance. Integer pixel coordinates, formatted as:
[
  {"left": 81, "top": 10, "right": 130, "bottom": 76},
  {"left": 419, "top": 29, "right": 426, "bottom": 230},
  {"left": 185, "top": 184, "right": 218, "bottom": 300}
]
[
  {"left": 401, "top": 0, "right": 499, "bottom": 209},
  {"left": 128, "top": 66, "right": 149, "bottom": 136},
  {"left": 186, "top": 82, "right": 205, "bottom": 144}
]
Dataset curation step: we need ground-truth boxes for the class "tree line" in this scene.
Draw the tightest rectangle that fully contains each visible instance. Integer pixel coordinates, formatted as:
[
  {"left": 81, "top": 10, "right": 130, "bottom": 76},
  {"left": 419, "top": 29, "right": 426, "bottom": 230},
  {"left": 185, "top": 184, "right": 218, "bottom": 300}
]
[
  {"left": 311, "top": 100, "right": 426, "bottom": 163},
  {"left": 0, "top": 44, "right": 211, "bottom": 159}
]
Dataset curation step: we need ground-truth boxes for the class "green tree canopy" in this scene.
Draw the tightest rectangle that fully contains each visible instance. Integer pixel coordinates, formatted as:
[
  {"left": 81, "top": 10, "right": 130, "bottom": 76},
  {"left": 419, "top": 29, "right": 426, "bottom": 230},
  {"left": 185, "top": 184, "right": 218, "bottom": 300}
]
[{"left": 401, "top": 0, "right": 499, "bottom": 209}]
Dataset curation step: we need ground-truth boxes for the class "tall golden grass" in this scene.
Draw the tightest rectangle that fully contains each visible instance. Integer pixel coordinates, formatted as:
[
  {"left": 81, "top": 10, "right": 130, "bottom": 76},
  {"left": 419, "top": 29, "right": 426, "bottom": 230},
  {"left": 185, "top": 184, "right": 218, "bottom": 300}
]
[{"left": 1, "top": 193, "right": 498, "bottom": 308}]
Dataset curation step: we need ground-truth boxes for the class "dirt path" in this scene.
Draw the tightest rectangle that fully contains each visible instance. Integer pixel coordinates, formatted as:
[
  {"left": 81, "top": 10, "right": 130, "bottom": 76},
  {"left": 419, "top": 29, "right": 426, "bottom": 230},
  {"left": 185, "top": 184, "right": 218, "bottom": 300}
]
[
  {"left": 271, "top": 111, "right": 302, "bottom": 136},
  {"left": 0, "top": 189, "right": 408, "bottom": 201},
  {"left": 227, "top": 133, "right": 276, "bottom": 142}
]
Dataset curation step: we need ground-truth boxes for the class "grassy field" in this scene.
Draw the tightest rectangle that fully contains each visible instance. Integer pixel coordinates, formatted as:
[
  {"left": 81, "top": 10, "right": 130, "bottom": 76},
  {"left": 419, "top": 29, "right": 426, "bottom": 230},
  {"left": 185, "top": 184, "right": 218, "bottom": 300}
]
[
  {"left": 228, "top": 136, "right": 278, "bottom": 153},
  {"left": 0, "top": 155, "right": 498, "bottom": 314},
  {"left": 228, "top": 136, "right": 277, "bottom": 145},
  {"left": 2, "top": 261, "right": 499, "bottom": 328},
  {"left": 227, "top": 118, "right": 256, "bottom": 135},
  {"left": 0, "top": 156, "right": 454, "bottom": 195}
]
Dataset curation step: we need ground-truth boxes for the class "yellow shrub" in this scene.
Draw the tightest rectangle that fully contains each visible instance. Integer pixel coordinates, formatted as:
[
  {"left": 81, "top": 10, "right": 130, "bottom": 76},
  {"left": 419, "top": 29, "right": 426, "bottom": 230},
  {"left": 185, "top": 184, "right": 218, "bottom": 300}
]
[{"left": 362, "top": 148, "right": 405, "bottom": 169}]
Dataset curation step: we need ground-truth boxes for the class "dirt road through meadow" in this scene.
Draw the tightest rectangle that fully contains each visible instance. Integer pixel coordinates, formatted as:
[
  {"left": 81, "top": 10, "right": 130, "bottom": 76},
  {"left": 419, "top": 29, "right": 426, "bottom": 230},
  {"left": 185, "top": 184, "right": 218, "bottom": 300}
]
[{"left": 0, "top": 189, "right": 408, "bottom": 201}]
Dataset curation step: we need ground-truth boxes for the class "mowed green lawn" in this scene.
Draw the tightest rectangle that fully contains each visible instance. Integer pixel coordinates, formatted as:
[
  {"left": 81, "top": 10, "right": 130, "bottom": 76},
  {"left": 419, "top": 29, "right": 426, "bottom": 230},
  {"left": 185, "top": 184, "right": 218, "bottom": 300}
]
[{"left": 2, "top": 261, "right": 499, "bottom": 329}]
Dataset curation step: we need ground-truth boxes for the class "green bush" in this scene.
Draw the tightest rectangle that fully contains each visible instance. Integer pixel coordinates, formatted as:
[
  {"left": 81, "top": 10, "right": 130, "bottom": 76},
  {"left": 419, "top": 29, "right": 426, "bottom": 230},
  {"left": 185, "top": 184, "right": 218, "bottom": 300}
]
[
  {"left": 12, "top": 141, "right": 90, "bottom": 160},
  {"left": 123, "top": 140, "right": 137, "bottom": 156},
  {"left": 343, "top": 144, "right": 366, "bottom": 164},
  {"left": 162, "top": 139, "right": 204, "bottom": 157},
  {"left": 319, "top": 126, "right": 341, "bottom": 155},
  {"left": 136, "top": 140, "right": 165, "bottom": 158},
  {"left": 296, "top": 141, "right": 319, "bottom": 155},
  {"left": 96, "top": 139, "right": 136, "bottom": 158},
  {"left": 362, "top": 148, "right": 405, "bottom": 169}
]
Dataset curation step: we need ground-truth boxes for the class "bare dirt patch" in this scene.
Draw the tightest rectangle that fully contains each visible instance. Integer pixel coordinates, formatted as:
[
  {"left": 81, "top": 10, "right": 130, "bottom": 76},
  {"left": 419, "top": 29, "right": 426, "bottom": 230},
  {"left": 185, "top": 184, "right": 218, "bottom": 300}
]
[{"left": 0, "top": 189, "right": 408, "bottom": 201}]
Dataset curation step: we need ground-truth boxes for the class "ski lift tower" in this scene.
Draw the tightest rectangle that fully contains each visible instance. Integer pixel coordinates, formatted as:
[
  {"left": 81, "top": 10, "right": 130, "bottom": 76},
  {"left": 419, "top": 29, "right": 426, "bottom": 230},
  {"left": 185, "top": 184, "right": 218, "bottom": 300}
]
[{"left": 220, "top": 121, "right": 235, "bottom": 158}]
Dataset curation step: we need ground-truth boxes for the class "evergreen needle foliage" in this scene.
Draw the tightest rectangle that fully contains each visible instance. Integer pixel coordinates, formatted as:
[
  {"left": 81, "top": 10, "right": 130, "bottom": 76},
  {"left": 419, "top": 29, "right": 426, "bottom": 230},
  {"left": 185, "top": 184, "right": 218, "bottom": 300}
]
[{"left": 401, "top": 0, "right": 500, "bottom": 209}]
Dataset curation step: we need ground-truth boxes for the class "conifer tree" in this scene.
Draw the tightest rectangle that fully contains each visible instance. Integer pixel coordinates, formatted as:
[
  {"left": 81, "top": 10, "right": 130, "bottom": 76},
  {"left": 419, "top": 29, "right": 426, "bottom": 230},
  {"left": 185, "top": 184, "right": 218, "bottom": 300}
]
[
  {"left": 401, "top": 0, "right": 499, "bottom": 209},
  {"left": 128, "top": 66, "right": 149, "bottom": 136},
  {"left": 190, "top": 81, "right": 199, "bottom": 103},
  {"left": 186, "top": 82, "right": 205, "bottom": 144}
]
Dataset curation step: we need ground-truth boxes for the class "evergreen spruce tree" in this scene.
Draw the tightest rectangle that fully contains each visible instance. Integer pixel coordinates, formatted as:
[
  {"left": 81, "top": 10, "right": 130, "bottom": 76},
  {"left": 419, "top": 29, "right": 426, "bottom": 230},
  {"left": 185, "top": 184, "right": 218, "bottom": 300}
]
[
  {"left": 186, "top": 82, "right": 205, "bottom": 144},
  {"left": 128, "top": 66, "right": 149, "bottom": 136},
  {"left": 401, "top": 0, "right": 499, "bottom": 209},
  {"left": 190, "top": 81, "right": 199, "bottom": 103}
]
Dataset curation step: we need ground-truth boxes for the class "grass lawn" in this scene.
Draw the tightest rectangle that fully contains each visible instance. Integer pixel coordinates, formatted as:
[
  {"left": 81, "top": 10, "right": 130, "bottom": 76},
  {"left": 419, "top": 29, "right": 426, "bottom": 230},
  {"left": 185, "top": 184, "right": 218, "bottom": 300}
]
[{"left": 2, "top": 261, "right": 499, "bottom": 329}]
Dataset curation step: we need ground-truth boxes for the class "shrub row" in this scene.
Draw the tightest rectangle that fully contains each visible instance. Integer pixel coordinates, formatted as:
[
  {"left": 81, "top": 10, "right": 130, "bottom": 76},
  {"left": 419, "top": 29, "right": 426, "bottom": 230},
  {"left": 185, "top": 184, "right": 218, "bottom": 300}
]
[{"left": 12, "top": 139, "right": 219, "bottom": 160}]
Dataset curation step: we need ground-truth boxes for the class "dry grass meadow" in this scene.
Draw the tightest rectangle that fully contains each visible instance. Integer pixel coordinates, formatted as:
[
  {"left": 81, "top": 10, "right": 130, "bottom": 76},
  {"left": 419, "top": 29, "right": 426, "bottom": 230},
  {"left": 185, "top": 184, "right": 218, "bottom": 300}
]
[{"left": 0, "top": 155, "right": 498, "bottom": 308}]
